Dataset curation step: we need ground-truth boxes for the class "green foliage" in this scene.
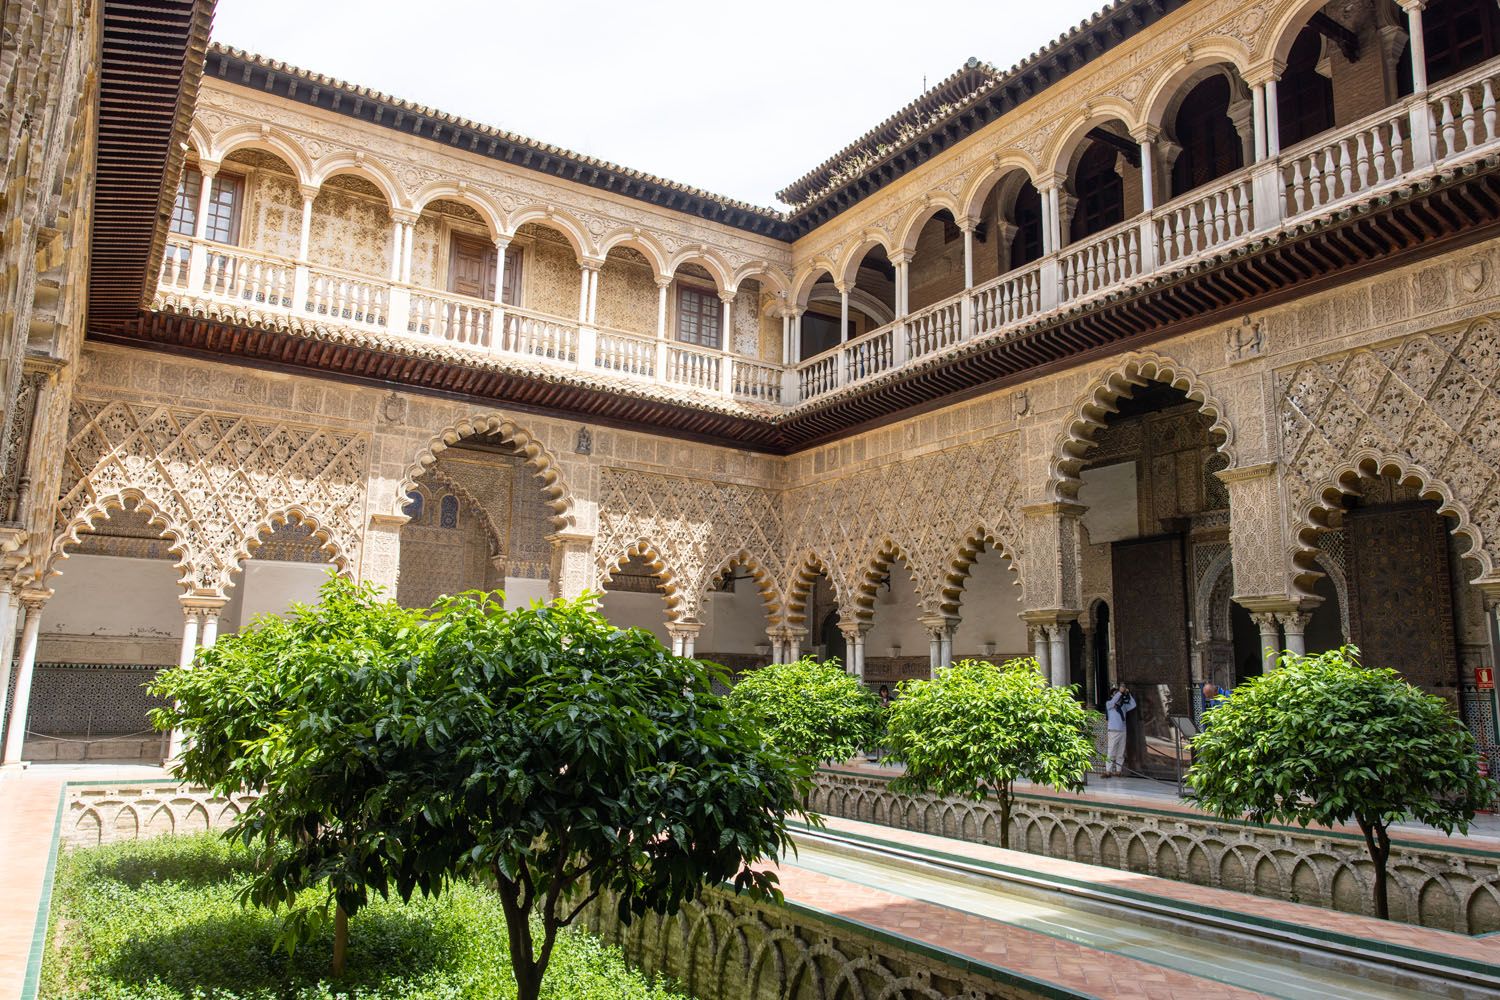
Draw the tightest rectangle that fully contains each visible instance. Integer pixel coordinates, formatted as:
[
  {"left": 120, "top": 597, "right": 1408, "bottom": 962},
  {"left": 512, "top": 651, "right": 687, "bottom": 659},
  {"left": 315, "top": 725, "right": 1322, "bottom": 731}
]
[
  {"left": 885, "top": 658, "right": 1097, "bottom": 849},
  {"left": 148, "top": 574, "right": 441, "bottom": 970},
  {"left": 725, "top": 657, "right": 884, "bottom": 762},
  {"left": 41, "top": 833, "right": 690, "bottom": 1000},
  {"left": 1188, "top": 645, "right": 1496, "bottom": 918},
  {"left": 413, "top": 592, "right": 810, "bottom": 1000}
]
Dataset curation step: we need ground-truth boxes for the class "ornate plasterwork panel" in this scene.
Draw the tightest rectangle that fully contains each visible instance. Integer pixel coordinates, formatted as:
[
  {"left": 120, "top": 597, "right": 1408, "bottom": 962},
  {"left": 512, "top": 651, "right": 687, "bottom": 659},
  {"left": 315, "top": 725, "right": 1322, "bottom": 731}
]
[
  {"left": 594, "top": 469, "right": 784, "bottom": 620},
  {"left": 1278, "top": 318, "right": 1500, "bottom": 586},
  {"left": 781, "top": 434, "right": 1024, "bottom": 621},
  {"left": 53, "top": 397, "right": 369, "bottom": 596}
]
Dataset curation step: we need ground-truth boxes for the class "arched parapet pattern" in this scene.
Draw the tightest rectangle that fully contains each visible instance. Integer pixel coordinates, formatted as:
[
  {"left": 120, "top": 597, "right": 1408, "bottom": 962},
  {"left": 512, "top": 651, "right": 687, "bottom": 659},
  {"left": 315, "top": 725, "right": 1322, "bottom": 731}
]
[
  {"left": 959, "top": 154, "right": 1043, "bottom": 224},
  {"left": 308, "top": 150, "right": 407, "bottom": 209},
  {"left": 596, "top": 228, "right": 670, "bottom": 282},
  {"left": 504, "top": 205, "right": 594, "bottom": 260},
  {"left": 47, "top": 489, "right": 199, "bottom": 595},
  {"left": 1137, "top": 41, "right": 1255, "bottom": 132},
  {"left": 1049, "top": 351, "right": 1237, "bottom": 502},
  {"left": 52, "top": 397, "right": 370, "bottom": 598},
  {"left": 780, "top": 549, "right": 841, "bottom": 630},
  {"left": 1276, "top": 321, "right": 1500, "bottom": 593},
  {"left": 895, "top": 193, "right": 966, "bottom": 253},
  {"left": 937, "top": 526, "right": 1024, "bottom": 617},
  {"left": 1041, "top": 101, "right": 1141, "bottom": 181},
  {"left": 665, "top": 246, "right": 732, "bottom": 293},
  {"left": 204, "top": 122, "right": 316, "bottom": 186},
  {"left": 397, "top": 411, "right": 577, "bottom": 531},
  {"left": 410, "top": 181, "right": 505, "bottom": 240},
  {"left": 834, "top": 230, "right": 896, "bottom": 289},
  {"left": 597, "top": 538, "right": 686, "bottom": 619}
]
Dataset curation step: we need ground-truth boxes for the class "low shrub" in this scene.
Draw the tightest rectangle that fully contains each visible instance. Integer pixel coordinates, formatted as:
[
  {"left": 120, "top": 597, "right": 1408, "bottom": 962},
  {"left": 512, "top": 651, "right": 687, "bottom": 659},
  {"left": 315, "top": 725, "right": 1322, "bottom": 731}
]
[{"left": 41, "top": 833, "right": 690, "bottom": 1000}]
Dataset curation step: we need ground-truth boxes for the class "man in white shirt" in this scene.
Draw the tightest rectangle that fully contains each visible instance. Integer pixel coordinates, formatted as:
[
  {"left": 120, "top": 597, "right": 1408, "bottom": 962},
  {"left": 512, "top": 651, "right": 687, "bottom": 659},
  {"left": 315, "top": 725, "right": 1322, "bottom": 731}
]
[{"left": 1103, "top": 683, "right": 1136, "bottom": 778}]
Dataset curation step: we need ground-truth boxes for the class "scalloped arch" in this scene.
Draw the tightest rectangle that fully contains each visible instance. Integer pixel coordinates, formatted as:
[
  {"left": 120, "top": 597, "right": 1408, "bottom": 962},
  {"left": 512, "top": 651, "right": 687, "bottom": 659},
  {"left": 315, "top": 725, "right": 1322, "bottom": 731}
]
[
  {"left": 398, "top": 413, "right": 576, "bottom": 530},
  {"left": 1049, "top": 352, "right": 1236, "bottom": 501},
  {"left": 781, "top": 549, "right": 839, "bottom": 627},
  {"left": 232, "top": 506, "right": 354, "bottom": 588},
  {"left": 598, "top": 538, "right": 686, "bottom": 618},
  {"left": 47, "top": 490, "right": 197, "bottom": 594},
  {"left": 699, "top": 548, "right": 782, "bottom": 625},
  {"left": 1290, "top": 451, "right": 1495, "bottom": 592},
  {"left": 937, "top": 526, "right": 1023, "bottom": 616},
  {"left": 852, "top": 540, "right": 924, "bottom": 623}
]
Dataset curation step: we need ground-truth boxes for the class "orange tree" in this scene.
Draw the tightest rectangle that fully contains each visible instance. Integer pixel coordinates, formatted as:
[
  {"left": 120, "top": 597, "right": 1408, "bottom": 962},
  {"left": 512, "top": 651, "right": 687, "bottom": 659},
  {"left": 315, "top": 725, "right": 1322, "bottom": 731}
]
[{"left": 1189, "top": 646, "right": 1495, "bottom": 919}]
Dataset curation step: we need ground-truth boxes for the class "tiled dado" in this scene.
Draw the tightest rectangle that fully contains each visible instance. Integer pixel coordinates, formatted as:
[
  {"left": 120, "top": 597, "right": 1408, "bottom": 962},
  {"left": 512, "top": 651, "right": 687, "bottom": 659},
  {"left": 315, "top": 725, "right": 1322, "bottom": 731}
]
[{"left": 811, "top": 767, "right": 1500, "bottom": 934}]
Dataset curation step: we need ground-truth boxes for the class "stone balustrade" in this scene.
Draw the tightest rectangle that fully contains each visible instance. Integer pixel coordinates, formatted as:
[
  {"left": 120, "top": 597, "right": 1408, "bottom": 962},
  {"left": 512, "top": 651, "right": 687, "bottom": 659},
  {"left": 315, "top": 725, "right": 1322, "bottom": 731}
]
[{"left": 810, "top": 767, "right": 1500, "bottom": 934}]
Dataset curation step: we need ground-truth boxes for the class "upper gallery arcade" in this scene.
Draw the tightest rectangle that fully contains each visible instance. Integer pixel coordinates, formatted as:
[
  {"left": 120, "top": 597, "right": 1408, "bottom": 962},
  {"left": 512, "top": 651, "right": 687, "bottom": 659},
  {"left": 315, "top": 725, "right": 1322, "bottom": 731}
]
[{"left": 6, "top": 0, "right": 1500, "bottom": 775}]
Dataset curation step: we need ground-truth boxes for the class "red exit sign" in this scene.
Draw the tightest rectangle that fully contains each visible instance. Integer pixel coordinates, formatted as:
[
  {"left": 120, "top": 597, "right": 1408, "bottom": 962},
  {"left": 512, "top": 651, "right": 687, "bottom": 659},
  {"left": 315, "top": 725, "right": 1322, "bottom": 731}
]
[{"left": 1478, "top": 667, "right": 1496, "bottom": 690}]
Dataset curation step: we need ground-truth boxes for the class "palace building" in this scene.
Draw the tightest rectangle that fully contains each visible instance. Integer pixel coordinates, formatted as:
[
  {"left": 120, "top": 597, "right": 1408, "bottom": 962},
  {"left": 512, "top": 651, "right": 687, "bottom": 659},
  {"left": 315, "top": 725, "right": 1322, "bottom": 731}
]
[{"left": 3, "top": 0, "right": 1500, "bottom": 776}]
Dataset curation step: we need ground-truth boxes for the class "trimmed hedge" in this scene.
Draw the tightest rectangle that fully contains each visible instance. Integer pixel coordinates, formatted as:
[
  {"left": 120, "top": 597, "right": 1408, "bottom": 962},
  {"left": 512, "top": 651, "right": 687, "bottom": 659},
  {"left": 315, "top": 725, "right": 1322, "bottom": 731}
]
[{"left": 41, "top": 833, "right": 692, "bottom": 1000}]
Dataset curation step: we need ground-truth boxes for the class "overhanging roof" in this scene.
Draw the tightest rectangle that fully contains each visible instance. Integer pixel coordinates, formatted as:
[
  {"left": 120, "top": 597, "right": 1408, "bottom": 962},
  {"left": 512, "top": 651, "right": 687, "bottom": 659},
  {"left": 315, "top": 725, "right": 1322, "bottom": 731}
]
[{"left": 88, "top": 0, "right": 214, "bottom": 324}]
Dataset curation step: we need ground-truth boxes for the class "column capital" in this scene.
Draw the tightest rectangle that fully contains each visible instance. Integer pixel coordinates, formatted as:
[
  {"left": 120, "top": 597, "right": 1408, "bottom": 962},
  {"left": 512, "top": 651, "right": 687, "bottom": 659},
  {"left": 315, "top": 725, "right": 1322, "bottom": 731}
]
[
  {"left": 1397, "top": 0, "right": 1426, "bottom": 12},
  {"left": 298, "top": 183, "right": 321, "bottom": 201},
  {"left": 16, "top": 589, "right": 48, "bottom": 612},
  {"left": 1249, "top": 610, "right": 1282, "bottom": 631},
  {"left": 196, "top": 159, "right": 222, "bottom": 179},
  {"left": 888, "top": 248, "right": 915, "bottom": 265},
  {"left": 1020, "top": 609, "right": 1078, "bottom": 626},
  {"left": 1034, "top": 171, "right": 1068, "bottom": 193},
  {"left": 180, "top": 595, "right": 229, "bottom": 612},
  {"left": 665, "top": 620, "right": 703, "bottom": 639},
  {"left": 1242, "top": 60, "right": 1285, "bottom": 88},
  {"left": 1128, "top": 123, "right": 1163, "bottom": 144},
  {"left": 654, "top": 275, "right": 675, "bottom": 289},
  {"left": 389, "top": 209, "right": 419, "bottom": 226},
  {"left": 1215, "top": 461, "right": 1279, "bottom": 485},
  {"left": 916, "top": 612, "right": 958, "bottom": 636},
  {"left": 956, "top": 215, "right": 982, "bottom": 233},
  {"left": 492, "top": 235, "right": 512, "bottom": 251},
  {"left": 837, "top": 619, "right": 872, "bottom": 640},
  {"left": 1275, "top": 610, "right": 1312, "bottom": 631},
  {"left": 717, "top": 289, "right": 737, "bottom": 304},
  {"left": 1020, "top": 501, "right": 1089, "bottom": 520},
  {"left": 579, "top": 257, "right": 605, "bottom": 273}
]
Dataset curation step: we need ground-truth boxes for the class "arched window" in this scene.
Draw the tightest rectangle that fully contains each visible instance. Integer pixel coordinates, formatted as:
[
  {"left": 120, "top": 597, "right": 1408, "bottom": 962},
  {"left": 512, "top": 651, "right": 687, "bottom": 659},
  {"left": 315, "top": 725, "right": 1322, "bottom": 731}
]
[
  {"left": 1170, "top": 75, "right": 1244, "bottom": 197},
  {"left": 402, "top": 490, "right": 425, "bottom": 523},
  {"left": 1010, "top": 179, "right": 1045, "bottom": 270},
  {"left": 1278, "top": 27, "right": 1335, "bottom": 149},
  {"left": 1070, "top": 140, "right": 1125, "bottom": 242},
  {"left": 440, "top": 495, "right": 460, "bottom": 529}
]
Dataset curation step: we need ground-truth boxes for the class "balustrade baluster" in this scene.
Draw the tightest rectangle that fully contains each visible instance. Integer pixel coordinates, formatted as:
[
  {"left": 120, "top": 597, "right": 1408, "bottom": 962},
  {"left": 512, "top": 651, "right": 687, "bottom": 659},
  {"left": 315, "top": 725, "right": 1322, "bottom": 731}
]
[
  {"left": 1440, "top": 96, "right": 1458, "bottom": 158},
  {"left": 1484, "top": 80, "right": 1498, "bottom": 143},
  {"left": 1371, "top": 127, "right": 1388, "bottom": 182},
  {"left": 1337, "top": 139, "right": 1353, "bottom": 196},
  {"left": 1355, "top": 132, "right": 1371, "bottom": 189},
  {"left": 1462, "top": 88, "right": 1478, "bottom": 150}
]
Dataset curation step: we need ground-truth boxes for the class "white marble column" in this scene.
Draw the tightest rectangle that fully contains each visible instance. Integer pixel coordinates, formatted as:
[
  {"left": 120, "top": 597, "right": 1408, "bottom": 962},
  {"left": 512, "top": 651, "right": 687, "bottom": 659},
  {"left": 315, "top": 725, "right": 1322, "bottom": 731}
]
[
  {"left": 1031, "top": 624, "right": 1051, "bottom": 678},
  {"left": 166, "top": 609, "right": 202, "bottom": 763},
  {"left": 1252, "top": 83, "right": 1269, "bottom": 162},
  {"left": 785, "top": 628, "right": 804, "bottom": 662},
  {"left": 399, "top": 219, "right": 416, "bottom": 285},
  {"left": 0, "top": 579, "right": 17, "bottom": 741},
  {"left": 1264, "top": 78, "right": 1281, "bottom": 158},
  {"left": 388, "top": 217, "right": 405, "bottom": 281},
  {"left": 193, "top": 163, "right": 218, "bottom": 240},
  {"left": 297, "top": 187, "right": 317, "bottom": 261},
  {"left": 1278, "top": 610, "right": 1310, "bottom": 657},
  {"left": 838, "top": 283, "right": 850, "bottom": 341},
  {"left": 1252, "top": 612, "right": 1283, "bottom": 672},
  {"left": 1, "top": 593, "right": 47, "bottom": 766},
  {"left": 960, "top": 220, "right": 976, "bottom": 289},
  {"left": 1403, "top": 0, "right": 1429, "bottom": 94},
  {"left": 1047, "top": 623, "right": 1070, "bottom": 688}
]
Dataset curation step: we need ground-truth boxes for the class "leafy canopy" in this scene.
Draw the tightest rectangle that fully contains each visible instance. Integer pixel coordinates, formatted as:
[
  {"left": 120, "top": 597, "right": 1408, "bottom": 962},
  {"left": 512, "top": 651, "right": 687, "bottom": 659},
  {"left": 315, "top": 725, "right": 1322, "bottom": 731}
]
[
  {"left": 885, "top": 658, "right": 1097, "bottom": 849},
  {"left": 149, "top": 574, "right": 440, "bottom": 960},
  {"left": 1188, "top": 646, "right": 1494, "bottom": 834},
  {"left": 726, "top": 656, "right": 884, "bottom": 762},
  {"left": 416, "top": 593, "right": 811, "bottom": 1000},
  {"left": 888, "top": 658, "right": 1097, "bottom": 801}
]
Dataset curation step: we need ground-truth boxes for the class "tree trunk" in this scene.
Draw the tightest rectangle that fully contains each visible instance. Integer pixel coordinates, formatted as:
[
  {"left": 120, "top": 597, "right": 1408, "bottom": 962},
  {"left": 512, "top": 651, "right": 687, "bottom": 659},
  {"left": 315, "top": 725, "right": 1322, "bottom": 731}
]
[
  {"left": 1359, "top": 816, "right": 1392, "bottom": 920},
  {"left": 331, "top": 905, "right": 348, "bottom": 978},
  {"left": 997, "top": 783, "right": 1013, "bottom": 851},
  {"left": 497, "top": 869, "right": 546, "bottom": 1000}
]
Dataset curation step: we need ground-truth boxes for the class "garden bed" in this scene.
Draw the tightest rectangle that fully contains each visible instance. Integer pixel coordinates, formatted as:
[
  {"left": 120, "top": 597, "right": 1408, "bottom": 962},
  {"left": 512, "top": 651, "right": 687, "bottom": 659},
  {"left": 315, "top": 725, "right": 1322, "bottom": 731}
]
[{"left": 40, "top": 833, "right": 690, "bottom": 1000}]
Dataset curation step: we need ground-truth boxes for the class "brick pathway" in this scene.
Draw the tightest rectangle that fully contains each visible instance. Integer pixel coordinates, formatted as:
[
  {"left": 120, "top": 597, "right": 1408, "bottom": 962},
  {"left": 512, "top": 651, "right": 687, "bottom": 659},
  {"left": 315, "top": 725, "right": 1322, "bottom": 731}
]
[
  {"left": 772, "top": 859, "right": 1272, "bottom": 999},
  {"left": 816, "top": 814, "right": 1500, "bottom": 968}
]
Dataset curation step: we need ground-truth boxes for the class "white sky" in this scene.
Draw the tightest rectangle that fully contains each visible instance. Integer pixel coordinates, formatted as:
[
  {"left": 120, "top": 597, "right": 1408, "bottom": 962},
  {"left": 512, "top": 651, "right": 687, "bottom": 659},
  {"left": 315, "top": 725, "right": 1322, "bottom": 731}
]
[{"left": 211, "top": 0, "right": 1110, "bottom": 209}]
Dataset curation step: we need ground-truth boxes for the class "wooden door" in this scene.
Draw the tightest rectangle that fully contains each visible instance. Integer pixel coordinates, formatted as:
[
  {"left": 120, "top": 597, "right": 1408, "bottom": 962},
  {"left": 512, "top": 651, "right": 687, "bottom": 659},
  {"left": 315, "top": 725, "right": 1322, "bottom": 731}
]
[{"left": 448, "top": 234, "right": 497, "bottom": 300}]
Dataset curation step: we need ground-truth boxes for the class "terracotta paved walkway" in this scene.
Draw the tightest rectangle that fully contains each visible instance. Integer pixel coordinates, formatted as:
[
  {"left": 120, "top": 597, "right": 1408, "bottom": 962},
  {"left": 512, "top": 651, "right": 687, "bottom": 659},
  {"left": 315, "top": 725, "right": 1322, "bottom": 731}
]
[
  {"left": 0, "top": 764, "right": 162, "bottom": 1000},
  {"left": 815, "top": 814, "right": 1500, "bottom": 968}
]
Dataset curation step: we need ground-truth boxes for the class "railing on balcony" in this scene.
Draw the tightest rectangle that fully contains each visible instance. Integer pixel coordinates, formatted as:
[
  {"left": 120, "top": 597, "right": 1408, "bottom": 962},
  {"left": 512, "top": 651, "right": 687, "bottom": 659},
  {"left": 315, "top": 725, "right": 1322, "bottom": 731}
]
[
  {"left": 595, "top": 328, "right": 657, "bottom": 378},
  {"left": 157, "top": 59, "right": 1500, "bottom": 411},
  {"left": 502, "top": 306, "right": 577, "bottom": 364},
  {"left": 733, "top": 358, "right": 783, "bottom": 403},
  {"left": 665, "top": 344, "right": 722, "bottom": 392},
  {"left": 409, "top": 289, "right": 493, "bottom": 348}
]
